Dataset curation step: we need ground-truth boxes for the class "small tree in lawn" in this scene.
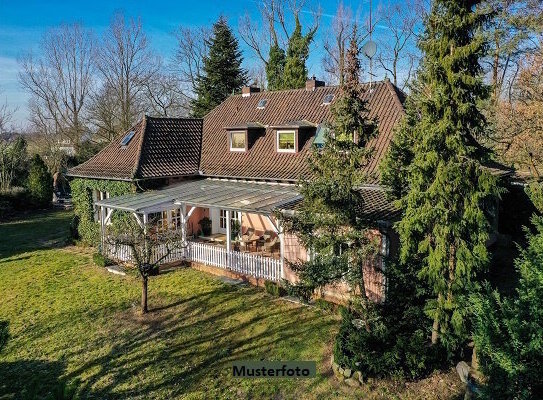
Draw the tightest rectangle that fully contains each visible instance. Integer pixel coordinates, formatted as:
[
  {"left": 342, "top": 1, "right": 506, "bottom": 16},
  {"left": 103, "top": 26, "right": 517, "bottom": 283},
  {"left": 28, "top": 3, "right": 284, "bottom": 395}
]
[
  {"left": 106, "top": 217, "right": 184, "bottom": 313},
  {"left": 281, "top": 24, "right": 377, "bottom": 325},
  {"left": 380, "top": 0, "right": 502, "bottom": 352}
]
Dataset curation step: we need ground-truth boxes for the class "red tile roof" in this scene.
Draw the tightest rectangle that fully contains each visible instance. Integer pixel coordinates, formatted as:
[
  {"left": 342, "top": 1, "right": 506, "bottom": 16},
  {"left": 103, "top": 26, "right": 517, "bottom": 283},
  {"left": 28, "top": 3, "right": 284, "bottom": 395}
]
[
  {"left": 200, "top": 80, "right": 406, "bottom": 183},
  {"left": 67, "top": 116, "right": 202, "bottom": 181}
]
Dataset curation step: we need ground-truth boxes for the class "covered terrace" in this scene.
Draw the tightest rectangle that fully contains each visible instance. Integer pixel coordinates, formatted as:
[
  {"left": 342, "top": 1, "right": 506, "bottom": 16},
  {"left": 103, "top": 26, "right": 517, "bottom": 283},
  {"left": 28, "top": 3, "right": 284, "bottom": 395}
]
[{"left": 94, "top": 178, "right": 303, "bottom": 281}]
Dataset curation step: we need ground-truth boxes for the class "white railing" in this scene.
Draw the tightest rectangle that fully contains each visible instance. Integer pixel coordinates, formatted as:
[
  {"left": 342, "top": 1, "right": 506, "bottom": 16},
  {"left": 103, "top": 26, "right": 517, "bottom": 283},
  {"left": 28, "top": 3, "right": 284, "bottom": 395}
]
[{"left": 103, "top": 240, "right": 282, "bottom": 281}]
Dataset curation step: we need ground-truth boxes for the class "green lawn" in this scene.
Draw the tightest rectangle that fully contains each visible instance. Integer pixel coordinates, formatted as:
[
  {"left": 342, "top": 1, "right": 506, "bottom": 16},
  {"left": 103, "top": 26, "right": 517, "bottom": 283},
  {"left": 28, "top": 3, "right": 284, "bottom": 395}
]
[{"left": 0, "top": 210, "right": 463, "bottom": 399}]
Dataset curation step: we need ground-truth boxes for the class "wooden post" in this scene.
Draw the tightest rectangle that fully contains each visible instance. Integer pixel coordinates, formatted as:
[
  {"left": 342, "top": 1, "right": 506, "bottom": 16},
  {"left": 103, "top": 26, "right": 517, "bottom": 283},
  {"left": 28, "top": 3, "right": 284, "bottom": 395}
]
[{"left": 265, "top": 215, "right": 286, "bottom": 280}]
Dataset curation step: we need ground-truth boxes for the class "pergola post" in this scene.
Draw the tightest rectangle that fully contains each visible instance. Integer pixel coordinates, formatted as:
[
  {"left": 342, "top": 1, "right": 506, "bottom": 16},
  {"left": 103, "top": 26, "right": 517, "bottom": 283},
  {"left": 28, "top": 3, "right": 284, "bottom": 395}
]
[
  {"left": 100, "top": 205, "right": 105, "bottom": 254},
  {"left": 226, "top": 209, "right": 231, "bottom": 267},
  {"left": 265, "top": 215, "right": 286, "bottom": 280}
]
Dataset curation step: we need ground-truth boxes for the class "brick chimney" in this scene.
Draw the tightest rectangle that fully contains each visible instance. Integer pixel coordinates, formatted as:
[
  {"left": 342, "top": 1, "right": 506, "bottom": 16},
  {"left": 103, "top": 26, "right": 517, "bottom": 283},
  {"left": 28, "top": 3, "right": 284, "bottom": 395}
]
[
  {"left": 242, "top": 86, "right": 261, "bottom": 97},
  {"left": 305, "top": 76, "right": 325, "bottom": 91}
]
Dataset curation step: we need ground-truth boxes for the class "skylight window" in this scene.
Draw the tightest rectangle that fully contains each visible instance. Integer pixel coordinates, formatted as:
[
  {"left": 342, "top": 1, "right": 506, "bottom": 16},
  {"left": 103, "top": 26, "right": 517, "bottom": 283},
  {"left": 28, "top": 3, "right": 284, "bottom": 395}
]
[
  {"left": 120, "top": 131, "right": 135, "bottom": 146},
  {"left": 322, "top": 94, "right": 334, "bottom": 105},
  {"left": 257, "top": 99, "right": 268, "bottom": 109}
]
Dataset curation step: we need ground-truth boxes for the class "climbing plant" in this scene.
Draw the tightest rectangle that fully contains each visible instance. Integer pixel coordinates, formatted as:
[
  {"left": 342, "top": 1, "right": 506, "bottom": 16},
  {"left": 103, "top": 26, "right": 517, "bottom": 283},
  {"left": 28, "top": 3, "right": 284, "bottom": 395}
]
[{"left": 71, "top": 178, "right": 134, "bottom": 245}]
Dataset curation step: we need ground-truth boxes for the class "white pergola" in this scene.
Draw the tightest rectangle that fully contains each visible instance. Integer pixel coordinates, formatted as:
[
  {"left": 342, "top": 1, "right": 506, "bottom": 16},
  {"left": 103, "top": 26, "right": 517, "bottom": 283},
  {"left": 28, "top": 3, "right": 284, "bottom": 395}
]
[{"left": 95, "top": 178, "right": 302, "bottom": 278}]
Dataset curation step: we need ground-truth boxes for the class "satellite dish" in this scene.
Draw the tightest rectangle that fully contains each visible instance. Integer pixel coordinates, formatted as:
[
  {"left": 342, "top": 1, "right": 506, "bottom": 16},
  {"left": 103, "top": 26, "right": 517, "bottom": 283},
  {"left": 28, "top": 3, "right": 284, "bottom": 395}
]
[{"left": 362, "top": 40, "right": 377, "bottom": 59}]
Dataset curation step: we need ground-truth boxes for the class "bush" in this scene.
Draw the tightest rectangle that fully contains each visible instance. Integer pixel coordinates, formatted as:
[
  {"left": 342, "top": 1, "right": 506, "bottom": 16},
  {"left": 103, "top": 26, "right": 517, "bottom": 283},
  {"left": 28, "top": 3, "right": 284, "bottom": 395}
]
[
  {"left": 26, "top": 154, "right": 53, "bottom": 208},
  {"left": 283, "top": 279, "right": 313, "bottom": 303},
  {"left": 471, "top": 215, "right": 543, "bottom": 400},
  {"left": 92, "top": 252, "right": 112, "bottom": 268},
  {"left": 332, "top": 259, "right": 447, "bottom": 380},
  {"left": 264, "top": 280, "right": 285, "bottom": 297}
]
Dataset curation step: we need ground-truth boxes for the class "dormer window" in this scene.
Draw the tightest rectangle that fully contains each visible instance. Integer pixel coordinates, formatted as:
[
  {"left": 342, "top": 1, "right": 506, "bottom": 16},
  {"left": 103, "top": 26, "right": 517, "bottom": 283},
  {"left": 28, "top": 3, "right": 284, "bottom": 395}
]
[
  {"left": 277, "top": 130, "right": 296, "bottom": 153},
  {"left": 230, "top": 131, "right": 247, "bottom": 152}
]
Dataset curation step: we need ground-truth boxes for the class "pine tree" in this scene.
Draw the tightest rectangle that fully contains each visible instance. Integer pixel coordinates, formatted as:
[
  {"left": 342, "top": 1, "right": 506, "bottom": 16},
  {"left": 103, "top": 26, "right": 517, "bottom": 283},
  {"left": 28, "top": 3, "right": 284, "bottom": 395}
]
[
  {"left": 266, "top": 37, "right": 286, "bottom": 91},
  {"left": 191, "top": 16, "right": 247, "bottom": 117},
  {"left": 27, "top": 154, "right": 53, "bottom": 207},
  {"left": 281, "top": 25, "right": 376, "bottom": 324},
  {"left": 380, "top": 0, "right": 502, "bottom": 351},
  {"left": 472, "top": 183, "right": 543, "bottom": 400},
  {"left": 281, "top": 16, "right": 316, "bottom": 90}
]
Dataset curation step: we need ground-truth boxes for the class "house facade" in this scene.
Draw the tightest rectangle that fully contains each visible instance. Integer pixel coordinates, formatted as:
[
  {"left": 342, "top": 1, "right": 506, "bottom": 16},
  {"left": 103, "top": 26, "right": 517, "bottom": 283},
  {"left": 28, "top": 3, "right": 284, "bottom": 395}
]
[{"left": 68, "top": 78, "right": 406, "bottom": 302}]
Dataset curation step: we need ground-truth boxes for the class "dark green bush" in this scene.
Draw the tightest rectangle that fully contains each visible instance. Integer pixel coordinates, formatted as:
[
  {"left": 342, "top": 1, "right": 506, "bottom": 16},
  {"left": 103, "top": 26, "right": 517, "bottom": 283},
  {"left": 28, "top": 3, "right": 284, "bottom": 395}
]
[
  {"left": 264, "top": 280, "right": 285, "bottom": 297},
  {"left": 92, "top": 252, "right": 112, "bottom": 268},
  {"left": 26, "top": 154, "right": 53, "bottom": 208},
  {"left": 283, "top": 279, "right": 313, "bottom": 303},
  {"left": 0, "top": 320, "right": 9, "bottom": 353}
]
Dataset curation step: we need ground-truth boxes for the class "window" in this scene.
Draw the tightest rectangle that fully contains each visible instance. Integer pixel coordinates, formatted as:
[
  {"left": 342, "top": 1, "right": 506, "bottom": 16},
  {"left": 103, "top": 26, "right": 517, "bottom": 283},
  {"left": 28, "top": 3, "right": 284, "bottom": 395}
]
[
  {"left": 277, "top": 130, "right": 296, "bottom": 153},
  {"left": 120, "top": 131, "right": 135, "bottom": 146},
  {"left": 230, "top": 131, "right": 246, "bottom": 151},
  {"left": 322, "top": 94, "right": 334, "bottom": 105},
  {"left": 257, "top": 99, "right": 268, "bottom": 109}
]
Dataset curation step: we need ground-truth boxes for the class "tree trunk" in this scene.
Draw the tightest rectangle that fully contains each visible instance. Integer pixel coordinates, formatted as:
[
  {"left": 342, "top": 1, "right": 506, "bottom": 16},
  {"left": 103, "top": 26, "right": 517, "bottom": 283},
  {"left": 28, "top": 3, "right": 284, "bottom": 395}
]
[
  {"left": 141, "top": 276, "right": 148, "bottom": 313},
  {"left": 431, "top": 292, "right": 443, "bottom": 345}
]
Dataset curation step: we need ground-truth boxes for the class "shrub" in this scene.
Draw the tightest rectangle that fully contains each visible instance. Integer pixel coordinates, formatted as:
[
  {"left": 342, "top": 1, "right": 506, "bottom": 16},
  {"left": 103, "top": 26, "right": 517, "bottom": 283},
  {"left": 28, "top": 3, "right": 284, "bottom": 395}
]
[
  {"left": 283, "top": 279, "right": 313, "bottom": 303},
  {"left": 471, "top": 215, "right": 543, "bottom": 400},
  {"left": 264, "top": 280, "right": 285, "bottom": 297},
  {"left": 92, "top": 252, "right": 112, "bottom": 268},
  {"left": 26, "top": 154, "right": 53, "bottom": 207},
  {"left": 199, "top": 217, "right": 212, "bottom": 236}
]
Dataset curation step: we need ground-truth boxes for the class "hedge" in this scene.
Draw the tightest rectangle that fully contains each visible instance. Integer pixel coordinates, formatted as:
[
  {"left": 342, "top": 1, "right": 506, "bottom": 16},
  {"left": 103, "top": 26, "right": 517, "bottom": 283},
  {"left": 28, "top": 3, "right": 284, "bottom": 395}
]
[{"left": 71, "top": 178, "right": 134, "bottom": 246}]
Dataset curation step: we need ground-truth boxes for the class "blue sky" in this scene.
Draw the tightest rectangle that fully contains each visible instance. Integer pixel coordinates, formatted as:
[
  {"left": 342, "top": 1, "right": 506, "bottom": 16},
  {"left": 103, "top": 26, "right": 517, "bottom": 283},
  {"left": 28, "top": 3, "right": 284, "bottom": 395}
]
[{"left": 0, "top": 0, "right": 411, "bottom": 125}]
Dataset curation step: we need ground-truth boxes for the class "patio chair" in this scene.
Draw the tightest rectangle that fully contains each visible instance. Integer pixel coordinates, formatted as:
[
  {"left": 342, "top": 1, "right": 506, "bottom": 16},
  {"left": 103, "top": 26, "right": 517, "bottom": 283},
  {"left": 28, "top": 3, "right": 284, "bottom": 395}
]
[
  {"left": 240, "top": 228, "right": 259, "bottom": 251},
  {"left": 262, "top": 236, "right": 279, "bottom": 254}
]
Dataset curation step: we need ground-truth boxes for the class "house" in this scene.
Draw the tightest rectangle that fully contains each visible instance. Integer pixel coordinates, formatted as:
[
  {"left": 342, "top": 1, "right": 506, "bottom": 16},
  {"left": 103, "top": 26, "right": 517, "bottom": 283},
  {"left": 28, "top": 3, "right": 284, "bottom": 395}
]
[{"left": 68, "top": 78, "right": 408, "bottom": 302}]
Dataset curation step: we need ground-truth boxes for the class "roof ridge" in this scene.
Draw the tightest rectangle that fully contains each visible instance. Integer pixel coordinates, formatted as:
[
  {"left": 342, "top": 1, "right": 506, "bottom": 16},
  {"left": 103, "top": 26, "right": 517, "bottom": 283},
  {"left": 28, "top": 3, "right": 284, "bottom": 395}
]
[
  {"left": 384, "top": 80, "right": 406, "bottom": 114},
  {"left": 132, "top": 114, "right": 148, "bottom": 179},
  {"left": 145, "top": 115, "right": 203, "bottom": 121}
]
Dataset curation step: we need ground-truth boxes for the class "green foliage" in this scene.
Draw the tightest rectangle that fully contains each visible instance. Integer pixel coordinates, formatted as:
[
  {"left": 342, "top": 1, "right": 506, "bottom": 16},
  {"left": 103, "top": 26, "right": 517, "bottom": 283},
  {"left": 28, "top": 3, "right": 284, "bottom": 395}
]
[
  {"left": 26, "top": 154, "right": 53, "bottom": 208},
  {"left": 199, "top": 216, "right": 212, "bottom": 236},
  {"left": 0, "top": 136, "right": 28, "bottom": 191},
  {"left": 92, "top": 252, "right": 112, "bottom": 268},
  {"left": 70, "top": 178, "right": 133, "bottom": 246},
  {"left": 334, "top": 260, "right": 445, "bottom": 380},
  {"left": 191, "top": 16, "right": 248, "bottom": 117},
  {"left": 266, "top": 40, "right": 286, "bottom": 91},
  {"left": 380, "top": 0, "right": 502, "bottom": 351},
  {"left": 264, "top": 280, "right": 285, "bottom": 297},
  {"left": 281, "top": 24, "right": 376, "bottom": 317},
  {"left": 0, "top": 320, "right": 8, "bottom": 353},
  {"left": 472, "top": 215, "right": 543, "bottom": 400},
  {"left": 281, "top": 16, "right": 316, "bottom": 89}
]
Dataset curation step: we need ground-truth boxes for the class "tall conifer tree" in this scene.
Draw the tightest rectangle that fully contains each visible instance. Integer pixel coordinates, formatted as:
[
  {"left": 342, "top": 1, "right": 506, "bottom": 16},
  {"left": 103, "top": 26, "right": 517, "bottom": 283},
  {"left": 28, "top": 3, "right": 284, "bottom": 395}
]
[
  {"left": 266, "top": 38, "right": 286, "bottom": 91},
  {"left": 281, "top": 16, "right": 316, "bottom": 89},
  {"left": 281, "top": 25, "right": 376, "bottom": 325},
  {"left": 191, "top": 17, "right": 247, "bottom": 117},
  {"left": 381, "top": 0, "right": 501, "bottom": 350}
]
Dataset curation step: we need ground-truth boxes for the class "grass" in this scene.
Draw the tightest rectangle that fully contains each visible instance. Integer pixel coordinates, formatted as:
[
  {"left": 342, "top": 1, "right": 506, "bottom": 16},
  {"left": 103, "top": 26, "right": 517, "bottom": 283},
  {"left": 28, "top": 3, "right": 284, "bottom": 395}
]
[{"left": 0, "top": 210, "right": 464, "bottom": 399}]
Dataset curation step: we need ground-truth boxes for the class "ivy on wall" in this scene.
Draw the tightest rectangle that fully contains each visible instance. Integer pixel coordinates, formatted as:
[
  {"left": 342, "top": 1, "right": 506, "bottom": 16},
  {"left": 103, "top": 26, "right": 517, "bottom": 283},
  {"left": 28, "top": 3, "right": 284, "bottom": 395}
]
[{"left": 71, "top": 178, "right": 135, "bottom": 246}]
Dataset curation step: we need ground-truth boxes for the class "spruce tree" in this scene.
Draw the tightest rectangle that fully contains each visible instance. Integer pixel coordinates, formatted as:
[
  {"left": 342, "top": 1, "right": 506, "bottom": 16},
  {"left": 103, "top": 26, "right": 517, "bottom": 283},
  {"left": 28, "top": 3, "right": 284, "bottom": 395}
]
[
  {"left": 281, "top": 16, "right": 316, "bottom": 89},
  {"left": 380, "top": 0, "right": 501, "bottom": 351},
  {"left": 266, "top": 38, "right": 286, "bottom": 91},
  {"left": 191, "top": 16, "right": 247, "bottom": 117},
  {"left": 281, "top": 25, "right": 376, "bottom": 324},
  {"left": 472, "top": 183, "right": 543, "bottom": 400}
]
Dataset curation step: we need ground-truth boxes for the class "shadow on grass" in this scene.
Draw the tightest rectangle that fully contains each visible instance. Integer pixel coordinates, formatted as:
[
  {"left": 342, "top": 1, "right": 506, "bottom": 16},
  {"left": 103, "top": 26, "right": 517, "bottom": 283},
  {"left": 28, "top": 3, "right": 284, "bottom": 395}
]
[
  {"left": 0, "top": 210, "right": 72, "bottom": 259},
  {"left": 0, "top": 320, "right": 81, "bottom": 400},
  {"left": 63, "top": 283, "right": 336, "bottom": 399}
]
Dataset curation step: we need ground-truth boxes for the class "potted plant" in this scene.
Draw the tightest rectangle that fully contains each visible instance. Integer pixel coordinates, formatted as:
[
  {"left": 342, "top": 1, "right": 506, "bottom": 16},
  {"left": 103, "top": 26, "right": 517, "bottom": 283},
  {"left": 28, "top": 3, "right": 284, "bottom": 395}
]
[
  {"left": 199, "top": 217, "right": 212, "bottom": 236},
  {"left": 231, "top": 219, "right": 241, "bottom": 240}
]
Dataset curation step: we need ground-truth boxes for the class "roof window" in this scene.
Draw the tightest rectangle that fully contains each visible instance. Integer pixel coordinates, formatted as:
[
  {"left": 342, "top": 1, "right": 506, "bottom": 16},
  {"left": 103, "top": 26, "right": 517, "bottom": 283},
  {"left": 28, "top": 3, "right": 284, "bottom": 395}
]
[
  {"left": 322, "top": 94, "right": 334, "bottom": 105},
  {"left": 120, "top": 131, "right": 135, "bottom": 146},
  {"left": 257, "top": 99, "right": 268, "bottom": 109}
]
